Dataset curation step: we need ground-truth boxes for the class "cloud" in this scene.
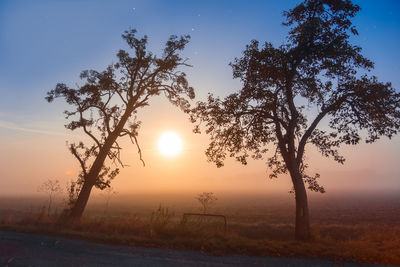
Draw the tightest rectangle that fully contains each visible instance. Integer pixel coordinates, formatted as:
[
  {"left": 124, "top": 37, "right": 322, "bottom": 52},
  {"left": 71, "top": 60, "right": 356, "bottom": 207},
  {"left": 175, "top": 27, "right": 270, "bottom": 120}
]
[{"left": 0, "top": 120, "right": 67, "bottom": 136}]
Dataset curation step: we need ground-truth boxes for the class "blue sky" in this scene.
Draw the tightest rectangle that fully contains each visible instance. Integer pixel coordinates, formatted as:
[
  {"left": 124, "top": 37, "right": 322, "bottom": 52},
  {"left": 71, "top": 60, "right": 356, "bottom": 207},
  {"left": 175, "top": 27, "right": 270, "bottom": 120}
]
[{"left": 1, "top": 1, "right": 399, "bottom": 116}]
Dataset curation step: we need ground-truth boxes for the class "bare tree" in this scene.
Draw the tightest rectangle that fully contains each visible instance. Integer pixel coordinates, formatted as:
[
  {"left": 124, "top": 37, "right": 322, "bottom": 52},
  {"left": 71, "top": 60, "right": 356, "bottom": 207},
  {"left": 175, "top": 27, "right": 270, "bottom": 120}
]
[
  {"left": 196, "top": 192, "right": 217, "bottom": 214},
  {"left": 190, "top": 0, "right": 400, "bottom": 240},
  {"left": 46, "top": 29, "right": 194, "bottom": 221},
  {"left": 37, "top": 179, "right": 61, "bottom": 216},
  {"left": 100, "top": 186, "right": 117, "bottom": 215}
]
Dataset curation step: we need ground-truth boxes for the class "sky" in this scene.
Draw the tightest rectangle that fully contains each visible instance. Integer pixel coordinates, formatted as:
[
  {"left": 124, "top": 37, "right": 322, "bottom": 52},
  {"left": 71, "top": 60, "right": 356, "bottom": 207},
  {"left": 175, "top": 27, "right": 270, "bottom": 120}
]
[{"left": 0, "top": 0, "right": 399, "bottom": 198}]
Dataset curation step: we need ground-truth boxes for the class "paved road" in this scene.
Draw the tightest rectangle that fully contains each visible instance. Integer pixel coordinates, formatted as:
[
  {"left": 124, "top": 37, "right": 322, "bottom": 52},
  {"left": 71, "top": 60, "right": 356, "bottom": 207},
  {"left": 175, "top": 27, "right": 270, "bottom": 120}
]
[{"left": 0, "top": 230, "right": 383, "bottom": 266}]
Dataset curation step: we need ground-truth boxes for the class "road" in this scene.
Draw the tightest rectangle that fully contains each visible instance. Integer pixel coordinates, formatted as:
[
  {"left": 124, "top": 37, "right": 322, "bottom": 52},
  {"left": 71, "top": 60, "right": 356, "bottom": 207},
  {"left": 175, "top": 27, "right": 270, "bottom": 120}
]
[{"left": 0, "top": 230, "right": 382, "bottom": 266}]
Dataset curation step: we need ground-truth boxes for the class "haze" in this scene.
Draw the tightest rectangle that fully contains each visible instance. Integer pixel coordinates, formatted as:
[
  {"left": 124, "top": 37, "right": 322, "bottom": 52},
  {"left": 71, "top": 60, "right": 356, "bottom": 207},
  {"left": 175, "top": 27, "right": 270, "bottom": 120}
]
[{"left": 0, "top": 0, "right": 399, "bottom": 199}]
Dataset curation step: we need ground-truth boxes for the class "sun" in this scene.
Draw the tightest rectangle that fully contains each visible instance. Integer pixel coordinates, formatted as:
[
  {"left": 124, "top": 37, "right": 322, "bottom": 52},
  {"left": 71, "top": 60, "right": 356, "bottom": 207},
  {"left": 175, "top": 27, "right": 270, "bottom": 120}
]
[{"left": 157, "top": 131, "right": 183, "bottom": 157}]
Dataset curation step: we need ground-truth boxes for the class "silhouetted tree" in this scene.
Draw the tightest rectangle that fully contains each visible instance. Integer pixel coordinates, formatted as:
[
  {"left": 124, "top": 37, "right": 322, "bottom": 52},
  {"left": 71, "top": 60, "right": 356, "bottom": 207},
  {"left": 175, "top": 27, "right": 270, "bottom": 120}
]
[
  {"left": 101, "top": 186, "right": 117, "bottom": 215},
  {"left": 37, "top": 179, "right": 61, "bottom": 216},
  {"left": 190, "top": 0, "right": 400, "bottom": 240},
  {"left": 64, "top": 180, "right": 80, "bottom": 213},
  {"left": 196, "top": 192, "right": 217, "bottom": 214},
  {"left": 47, "top": 29, "right": 194, "bottom": 220}
]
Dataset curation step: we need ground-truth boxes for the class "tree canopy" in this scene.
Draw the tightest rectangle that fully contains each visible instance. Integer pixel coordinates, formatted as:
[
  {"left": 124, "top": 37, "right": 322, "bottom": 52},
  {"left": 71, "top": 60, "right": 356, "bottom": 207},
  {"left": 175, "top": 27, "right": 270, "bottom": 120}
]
[
  {"left": 190, "top": 0, "right": 400, "bottom": 239},
  {"left": 47, "top": 29, "right": 194, "bottom": 219}
]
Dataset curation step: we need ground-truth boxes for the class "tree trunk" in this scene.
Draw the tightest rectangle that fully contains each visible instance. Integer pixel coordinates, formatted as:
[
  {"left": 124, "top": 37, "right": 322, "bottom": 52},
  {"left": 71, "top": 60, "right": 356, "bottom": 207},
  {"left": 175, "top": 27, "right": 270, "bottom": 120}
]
[
  {"left": 68, "top": 180, "right": 94, "bottom": 220},
  {"left": 67, "top": 143, "right": 115, "bottom": 221},
  {"left": 66, "top": 105, "right": 134, "bottom": 221},
  {"left": 292, "top": 171, "right": 311, "bottom": 240}
]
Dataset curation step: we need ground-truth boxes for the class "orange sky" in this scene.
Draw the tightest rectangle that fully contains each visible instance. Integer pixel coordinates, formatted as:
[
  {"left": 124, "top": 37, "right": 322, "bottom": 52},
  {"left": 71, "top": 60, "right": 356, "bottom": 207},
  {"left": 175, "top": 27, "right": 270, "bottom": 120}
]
[
  {"left": 0, "top": 1, "right": 399, "bottom": 198},
  {"left": 1, "top": 95, "right": 399, "bottom": 197}
]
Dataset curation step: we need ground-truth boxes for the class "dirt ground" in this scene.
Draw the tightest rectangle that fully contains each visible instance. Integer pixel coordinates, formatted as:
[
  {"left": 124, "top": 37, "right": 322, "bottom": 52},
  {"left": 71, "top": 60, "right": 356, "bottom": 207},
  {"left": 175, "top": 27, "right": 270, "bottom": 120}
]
[{"left": 0, "top": 230, "right": 384, "bottom": 267}]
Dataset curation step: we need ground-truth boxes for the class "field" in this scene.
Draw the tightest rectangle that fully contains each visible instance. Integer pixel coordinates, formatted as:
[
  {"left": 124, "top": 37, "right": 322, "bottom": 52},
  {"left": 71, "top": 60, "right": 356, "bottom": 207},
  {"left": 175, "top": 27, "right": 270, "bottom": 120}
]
[{"left": 1, "top": 192, "right": 399, "bottom": 265}]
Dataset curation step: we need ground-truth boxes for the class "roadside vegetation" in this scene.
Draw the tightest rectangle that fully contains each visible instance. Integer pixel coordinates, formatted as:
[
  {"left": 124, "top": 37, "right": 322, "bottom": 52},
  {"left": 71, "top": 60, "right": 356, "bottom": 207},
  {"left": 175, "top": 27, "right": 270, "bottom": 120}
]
[{"left": 1, "top": 194, "right": 399, "bottom": 266}]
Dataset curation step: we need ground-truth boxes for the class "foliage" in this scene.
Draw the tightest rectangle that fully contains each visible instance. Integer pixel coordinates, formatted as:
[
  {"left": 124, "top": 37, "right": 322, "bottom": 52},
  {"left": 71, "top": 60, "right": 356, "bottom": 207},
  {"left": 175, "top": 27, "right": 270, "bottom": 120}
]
[
  {"left": 37, "top": 179, "right": 61, "bottom": 216},
  {"left": 190, "top": 0, "right": 400, "bottom": 240},
  {"left": 63, "top": 180, "right": 81, "bottom": 212},
  {"left": 46, "top": 29, "right": 195, "bottom": 218},
  {"left": 190, "top": 0, "right": 400, "bottom": 191},
  {"left": 46, "top": 28, "right": 194, "bottom": 189},
  {"left": 196, "top": 192, "right": 218, "bottom": 214},
  {"left": 3, "top": 204, "right": 400, "bottom": 265},
  {"left": 100, "top": 186, "right": 118, "bottom": 215},
  {"left": 150, "top": 204, "right": 172, "bottom": 233}
]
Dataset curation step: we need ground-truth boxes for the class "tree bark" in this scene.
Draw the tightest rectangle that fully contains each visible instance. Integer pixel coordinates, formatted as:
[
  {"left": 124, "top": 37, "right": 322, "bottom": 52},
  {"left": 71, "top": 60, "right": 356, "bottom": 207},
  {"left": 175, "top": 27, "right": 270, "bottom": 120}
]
[
  {"left": 68, "top": 180, "right": 94, "bottom": 220},
  {"left": 67, "top": 138, "right": 116, "bottom": 221},
  {"left": 67, "top": 105, "right": 134, "bottom": 221},
  {"left": 292, "top": 171, "right": 311, "bottom": 240}
]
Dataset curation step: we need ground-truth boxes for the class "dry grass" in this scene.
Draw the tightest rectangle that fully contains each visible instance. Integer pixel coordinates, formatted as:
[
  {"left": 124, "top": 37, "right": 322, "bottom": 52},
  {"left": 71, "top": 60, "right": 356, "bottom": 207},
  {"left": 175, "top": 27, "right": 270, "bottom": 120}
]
[{"left": 1, "top": 204, "right": 399, "bottom": 266}]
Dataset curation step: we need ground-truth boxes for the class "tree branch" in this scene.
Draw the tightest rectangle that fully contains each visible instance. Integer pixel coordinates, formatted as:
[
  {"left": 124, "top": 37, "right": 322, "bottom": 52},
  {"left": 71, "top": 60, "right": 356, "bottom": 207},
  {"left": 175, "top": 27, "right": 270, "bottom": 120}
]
[
  {"left": 70, "top": 145, "right": 88, "bottom": 177},
  {"left": 296, "top": 94, "right": 350, "bottom": 166}
]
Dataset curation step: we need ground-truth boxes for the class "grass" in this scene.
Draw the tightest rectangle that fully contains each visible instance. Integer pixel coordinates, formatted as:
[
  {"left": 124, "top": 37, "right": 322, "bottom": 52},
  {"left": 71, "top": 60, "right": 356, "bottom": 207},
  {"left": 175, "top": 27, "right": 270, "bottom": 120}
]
[{"left": 1, "top": 203, "right": 400, "bottom": 266}]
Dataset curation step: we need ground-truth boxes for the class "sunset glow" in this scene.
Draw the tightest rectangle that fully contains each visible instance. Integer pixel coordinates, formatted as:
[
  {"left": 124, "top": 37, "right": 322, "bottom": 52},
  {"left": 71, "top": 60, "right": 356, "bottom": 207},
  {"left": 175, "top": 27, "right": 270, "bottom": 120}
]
[
  {"left": 157, "top": 131, "right": 183, "bottom": 157},
  {"left": 0, "top": 0, "right": 398, "bottom": 197},
  {"left": 0, "top": 1, "right": 400, "bottom": 264}
]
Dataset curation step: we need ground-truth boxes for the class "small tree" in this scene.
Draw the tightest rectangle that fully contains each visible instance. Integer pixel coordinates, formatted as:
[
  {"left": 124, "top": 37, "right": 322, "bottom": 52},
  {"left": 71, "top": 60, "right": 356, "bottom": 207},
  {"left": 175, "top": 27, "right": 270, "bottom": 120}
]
[
  {"left": 46, "top": 29, "right": 194, "bottom": 221},
  {"left": 64, "top": 180, "right": 81, "bottom": 213},
  {"left": 190, "top": 0, "right": 400, "bottom": 240},
  {"left": 196, "top": 192, "right": 217, "bottom": 214},
  {"left": 37, "top": 179, "right": 61, "bottom": 216},
  {"left": 100, "top": 186, "right": 117, "bottom": 215}
]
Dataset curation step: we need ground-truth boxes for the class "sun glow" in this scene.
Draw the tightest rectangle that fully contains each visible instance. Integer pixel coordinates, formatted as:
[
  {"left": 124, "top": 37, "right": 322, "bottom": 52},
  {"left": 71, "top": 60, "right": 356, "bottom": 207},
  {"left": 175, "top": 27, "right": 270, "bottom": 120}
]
[{"left": 157, "top": 131, "right": 183, "bottom": 157}]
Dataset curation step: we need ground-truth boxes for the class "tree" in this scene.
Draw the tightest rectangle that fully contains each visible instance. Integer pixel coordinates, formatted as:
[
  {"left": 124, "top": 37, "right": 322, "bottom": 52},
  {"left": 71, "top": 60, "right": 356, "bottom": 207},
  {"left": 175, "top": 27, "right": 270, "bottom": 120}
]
[
  {"left": 100, "top": 186, "right": 117, "bottom": 215},
  {"left": 190, "top": 0, "right": 400, "bottom": 240},
  {"left": 196, "top": 192, "right": 217, "bottom": 214},
  {"left": 64, "top": 180, "right": 81, "bottom": 214},
  {"left": 46, "top": 29, "right": 195, "bottom": 221},
  {"left": 37, "top": 179, "right": 61, "bottom": 217}
]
